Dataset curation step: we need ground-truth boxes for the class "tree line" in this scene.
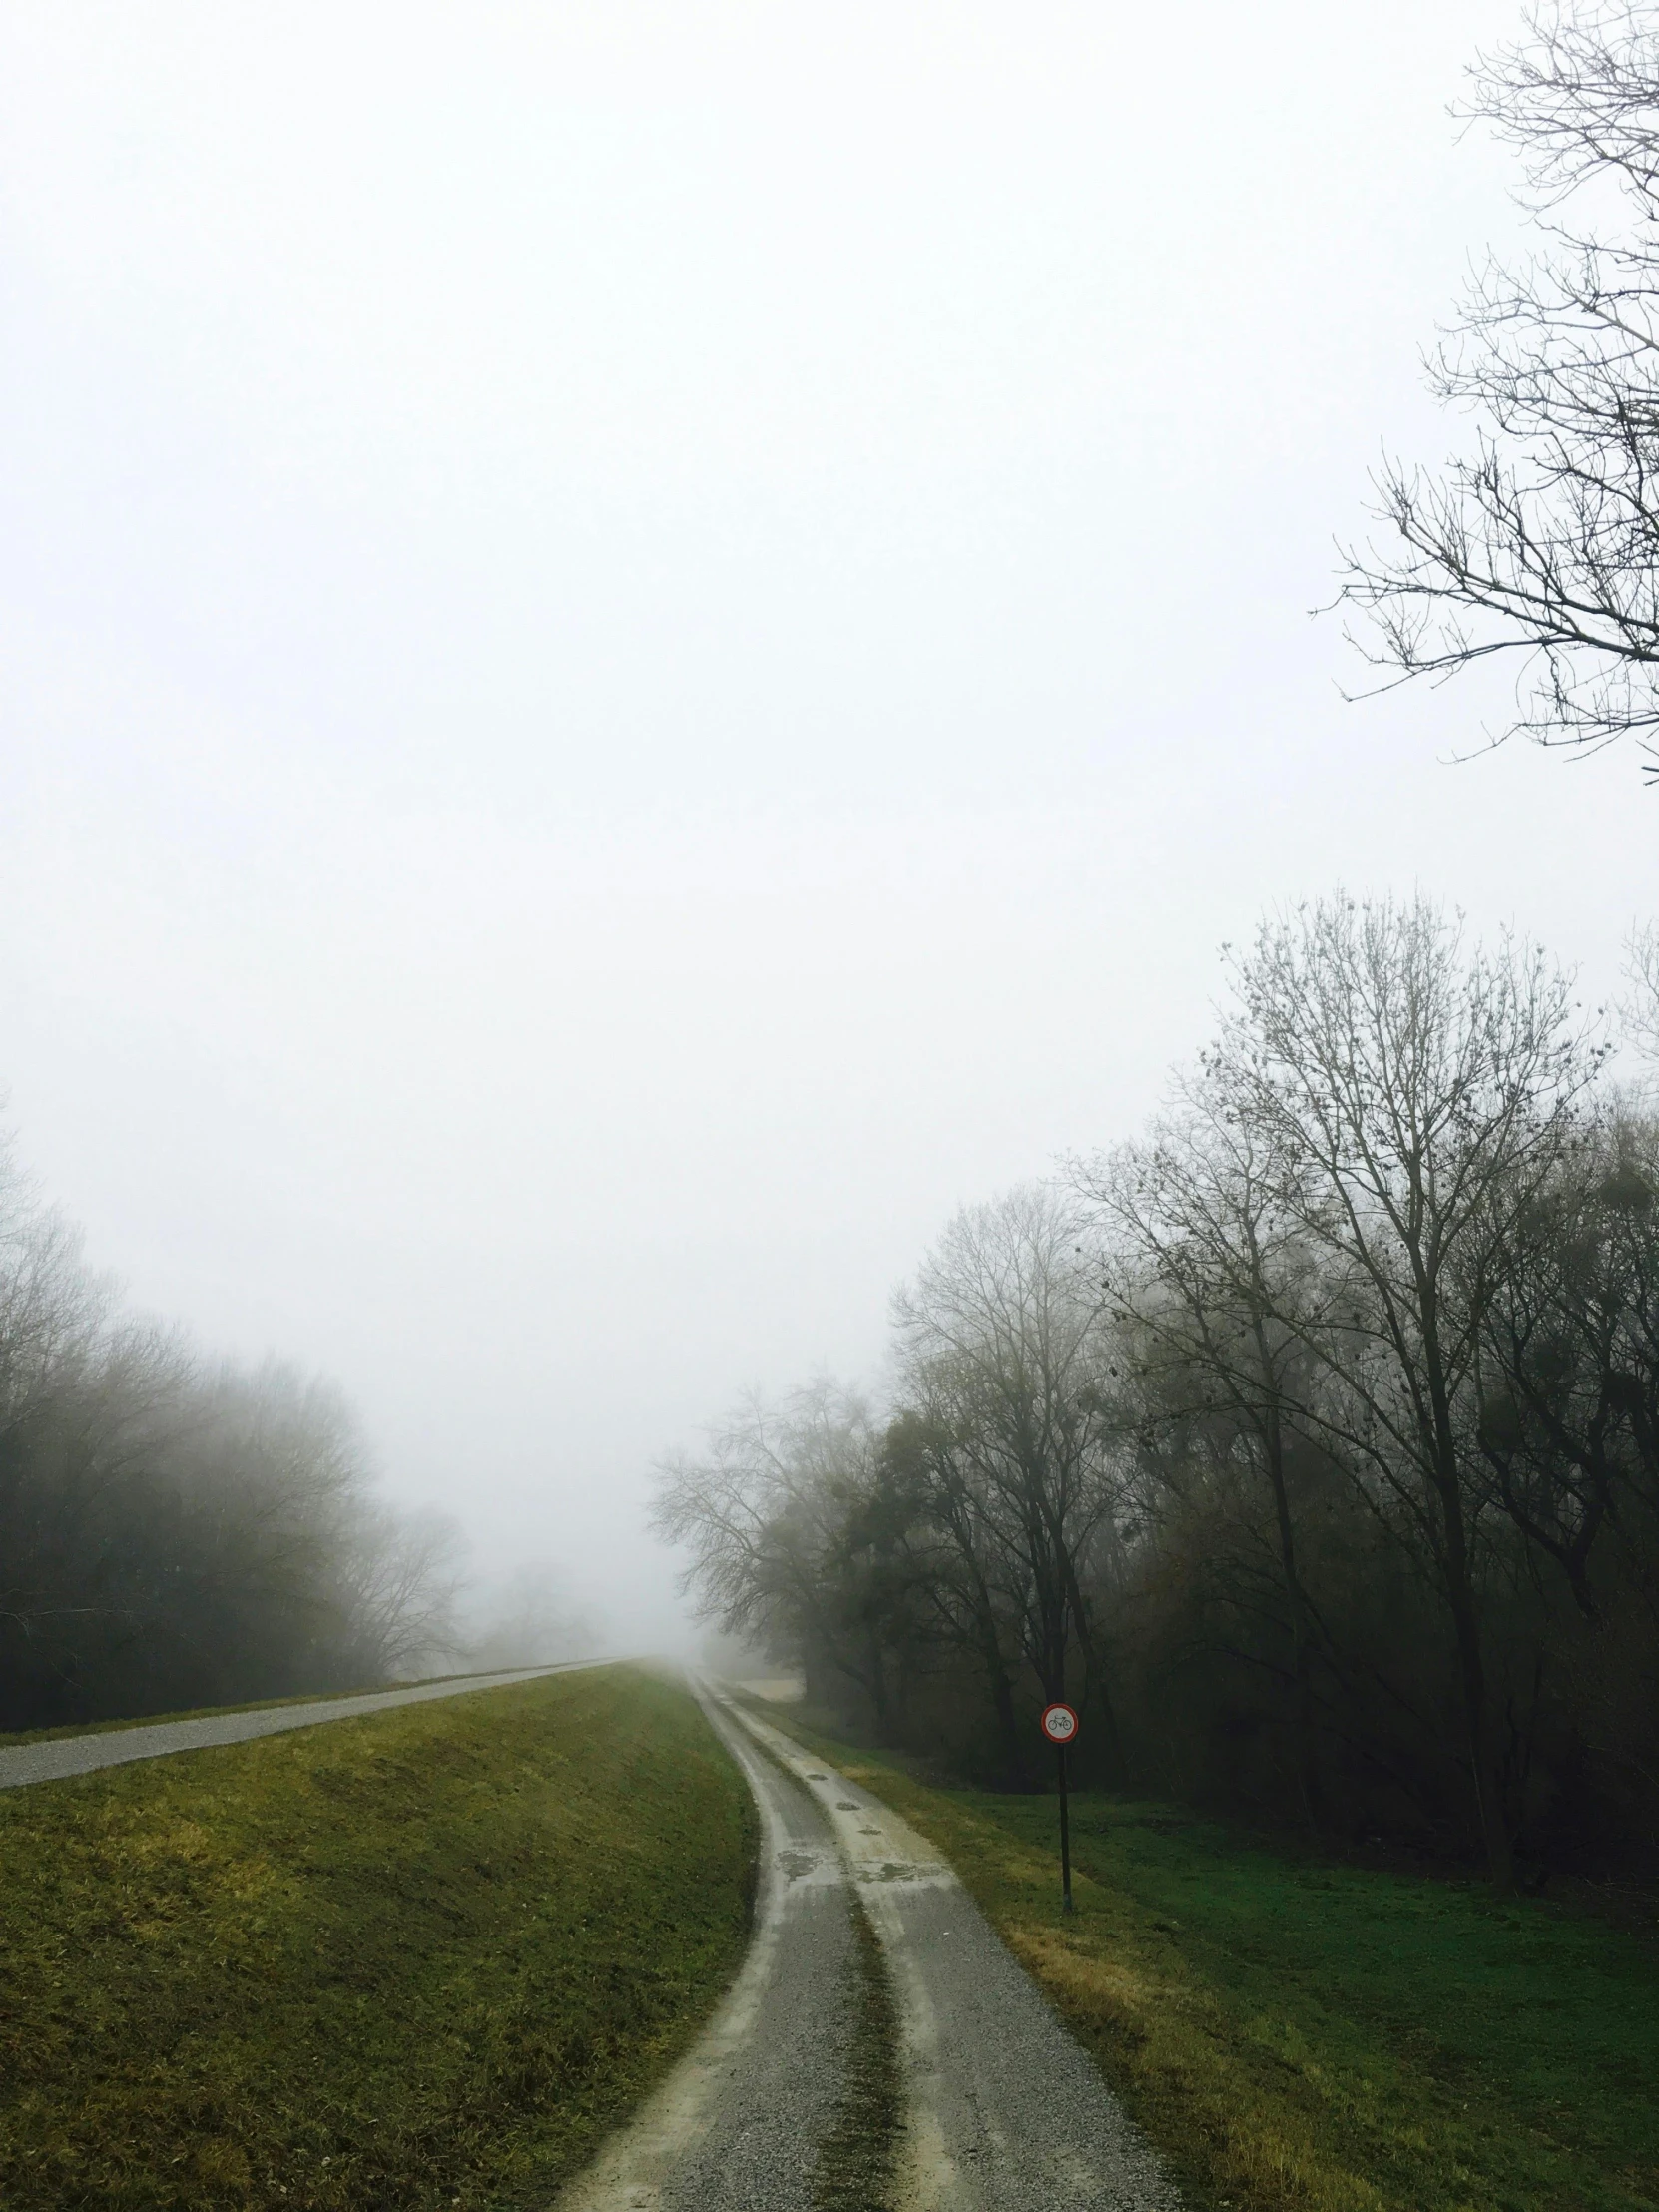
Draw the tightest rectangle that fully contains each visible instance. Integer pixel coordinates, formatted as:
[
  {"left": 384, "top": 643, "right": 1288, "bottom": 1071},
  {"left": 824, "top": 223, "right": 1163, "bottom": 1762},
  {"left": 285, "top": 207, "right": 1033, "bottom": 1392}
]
[
  {"left": 657, "top": 896, "right": 1659, "bottom": 1887},
  {"left": 0, "top": 1143, "right": 464, "bottom": 1730}
]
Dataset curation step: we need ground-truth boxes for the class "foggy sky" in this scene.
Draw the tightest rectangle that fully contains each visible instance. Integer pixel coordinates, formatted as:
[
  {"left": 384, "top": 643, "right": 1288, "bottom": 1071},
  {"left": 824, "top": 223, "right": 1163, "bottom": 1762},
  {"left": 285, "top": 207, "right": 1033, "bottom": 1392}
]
[{"left": 0, "top": 1, "right": 1649, "bottom": 1647}]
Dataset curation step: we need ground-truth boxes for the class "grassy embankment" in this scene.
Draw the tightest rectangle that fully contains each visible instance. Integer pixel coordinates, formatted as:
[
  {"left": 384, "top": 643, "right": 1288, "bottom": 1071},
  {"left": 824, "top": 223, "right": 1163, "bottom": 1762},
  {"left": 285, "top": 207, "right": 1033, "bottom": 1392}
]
[
  {"left": 0, "top": 1665, "right": 756, "bottom": 2211},
  {"left": 751, "top": 1700, "right": 1659, "bottom": 2212}
]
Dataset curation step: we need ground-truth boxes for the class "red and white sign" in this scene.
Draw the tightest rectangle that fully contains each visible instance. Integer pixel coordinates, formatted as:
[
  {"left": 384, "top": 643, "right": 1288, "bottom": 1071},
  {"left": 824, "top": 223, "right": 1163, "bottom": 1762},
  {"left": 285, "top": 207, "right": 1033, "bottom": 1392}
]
[{"left": 1040, "top": 1702, "right": 1079, "bottom": 1745}]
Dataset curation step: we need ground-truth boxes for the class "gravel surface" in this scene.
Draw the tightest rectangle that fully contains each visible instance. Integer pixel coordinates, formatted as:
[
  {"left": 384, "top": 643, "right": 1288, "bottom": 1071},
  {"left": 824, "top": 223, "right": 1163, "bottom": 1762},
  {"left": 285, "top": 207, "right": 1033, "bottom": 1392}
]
[
  {"left": 663, "top": 1704, "right": 857, "bottom": 2212},
  {"left": 0, "top": 1663, "right": 598, "bottom": 1792},
  {"left": 559, "top": 1687, "right": 859, "bottom": 2212},
  {"left": 725, "top": 1699, "right": 1179, "bottom": 2212}
]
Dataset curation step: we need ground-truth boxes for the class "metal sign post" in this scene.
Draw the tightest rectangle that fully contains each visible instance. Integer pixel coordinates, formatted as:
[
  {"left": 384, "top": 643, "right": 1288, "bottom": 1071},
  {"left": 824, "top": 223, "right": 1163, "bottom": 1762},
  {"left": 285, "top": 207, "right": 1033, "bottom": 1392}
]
[{"left": 1040, "top": 1702, "right": 1079, "bottom": 1914}]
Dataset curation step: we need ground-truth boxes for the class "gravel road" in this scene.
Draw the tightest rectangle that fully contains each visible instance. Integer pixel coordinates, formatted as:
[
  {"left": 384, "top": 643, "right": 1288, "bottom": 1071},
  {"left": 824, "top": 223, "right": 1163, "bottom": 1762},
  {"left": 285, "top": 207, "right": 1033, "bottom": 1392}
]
[
  {"left": 0, "top": 1662, "right": 598, "bottom": 1792},
  {"left": 560, "top": 1684, "right": 861, "bottom": 2212},
  {"left": 726, "top": 1697, "right": 1177, "bottom": 2212},
  {"left": 559, "top": 1683, "right": 1176, "bottom": 2212}
]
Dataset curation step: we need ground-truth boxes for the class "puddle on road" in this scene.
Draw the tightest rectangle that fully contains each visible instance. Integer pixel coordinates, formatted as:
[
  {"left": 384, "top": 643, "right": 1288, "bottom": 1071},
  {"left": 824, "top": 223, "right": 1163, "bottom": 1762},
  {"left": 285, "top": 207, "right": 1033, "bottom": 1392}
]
[
  {"left": 776, "top": 1848, "right": 825, "bottom": 1881},
  {"left": 859, "top": 1859, "right": 932, "bottom": 1884}
]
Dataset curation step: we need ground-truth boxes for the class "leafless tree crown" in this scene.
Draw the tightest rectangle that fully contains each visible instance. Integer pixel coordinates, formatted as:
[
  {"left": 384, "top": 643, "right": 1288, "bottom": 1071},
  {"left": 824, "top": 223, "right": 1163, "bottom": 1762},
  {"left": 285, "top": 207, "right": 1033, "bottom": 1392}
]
[{"left": 1339, "top": 2, "right": 1659, "bottom": 770}]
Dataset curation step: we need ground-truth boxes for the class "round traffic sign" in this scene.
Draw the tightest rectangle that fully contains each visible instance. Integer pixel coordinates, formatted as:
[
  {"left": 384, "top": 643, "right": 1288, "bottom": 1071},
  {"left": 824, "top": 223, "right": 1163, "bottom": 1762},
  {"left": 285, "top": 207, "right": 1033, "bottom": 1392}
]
[{"left": 1040, "top": 1702, "right": 1079, "bottom": 1745}]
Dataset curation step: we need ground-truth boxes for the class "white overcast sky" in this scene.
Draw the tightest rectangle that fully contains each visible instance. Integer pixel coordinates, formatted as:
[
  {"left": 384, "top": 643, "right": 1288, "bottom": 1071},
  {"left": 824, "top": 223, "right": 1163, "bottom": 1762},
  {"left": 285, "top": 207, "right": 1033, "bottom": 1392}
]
[{"left": 0, "top": 1, "right": 1649, "bottom": 1643}]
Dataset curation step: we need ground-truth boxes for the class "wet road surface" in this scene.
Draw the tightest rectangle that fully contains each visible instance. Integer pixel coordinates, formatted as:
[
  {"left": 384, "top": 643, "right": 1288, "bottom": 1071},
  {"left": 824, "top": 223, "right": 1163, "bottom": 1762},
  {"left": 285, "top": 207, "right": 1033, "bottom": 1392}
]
[
  {"left": 726, "top": 1698, "right": 1178, "bottom": 2212},
  {"left": 559, "top": 1685, "right": 859, "bottom": 2212}
]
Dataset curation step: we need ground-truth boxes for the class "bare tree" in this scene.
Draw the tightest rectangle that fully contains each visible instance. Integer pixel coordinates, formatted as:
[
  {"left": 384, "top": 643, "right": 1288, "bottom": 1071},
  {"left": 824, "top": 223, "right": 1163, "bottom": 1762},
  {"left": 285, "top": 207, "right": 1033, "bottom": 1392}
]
[
  {"left": 892, "top": 1186, "right": 1128, "bottom": 1769},
  {"left": 1338, "top": 2, "right": 1659, "bottom": 768},
  {"left": 880, "top": 1401, "right": 1034, "bottom": 1783},
  {"left": 1472, "top": 1107, "right": 1659, "bottom": 1619},
  {"left": 468, "top": 1561, "right": 600, "bottom": 1668},
  {"left": 332, "top": 1503, "right": 469, "bottom": 1680},
  {"left": 1077, "top": 1092, "right": 1333, "bottom": 1829},
  {"left": 0, "top": 1157, "right": 112, "bottom": 1433},
  {"left": 651, "top": 1381, "right": 906, "bottom": 1725},
  {"left": 1212, "top": 894, "right": 1599, "bottom": 1885}
]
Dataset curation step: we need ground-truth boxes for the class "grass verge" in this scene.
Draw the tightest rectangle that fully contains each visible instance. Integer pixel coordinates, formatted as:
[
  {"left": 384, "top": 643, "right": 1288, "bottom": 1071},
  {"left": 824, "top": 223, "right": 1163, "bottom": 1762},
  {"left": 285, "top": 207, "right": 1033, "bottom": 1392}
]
[
  {"left": 812, "top": 1897, "right": 900, "bottom": 2212},
  {"left": 749, "top": 1700, "right": 1658, "bottom": 2212},
  {"left": 0, "top": 1664, "right": 757, "bottom": 2211}
]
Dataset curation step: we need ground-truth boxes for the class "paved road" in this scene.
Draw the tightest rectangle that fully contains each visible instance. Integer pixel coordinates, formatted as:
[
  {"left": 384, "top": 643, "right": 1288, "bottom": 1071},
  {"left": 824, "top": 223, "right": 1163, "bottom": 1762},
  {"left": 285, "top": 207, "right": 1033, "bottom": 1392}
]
[
  {"left": 0, "top": 1662, "right": 600, "bottom": 1792},
  {"left": 559, "top": 1683, "right": 1176, "bottom": 2212}
]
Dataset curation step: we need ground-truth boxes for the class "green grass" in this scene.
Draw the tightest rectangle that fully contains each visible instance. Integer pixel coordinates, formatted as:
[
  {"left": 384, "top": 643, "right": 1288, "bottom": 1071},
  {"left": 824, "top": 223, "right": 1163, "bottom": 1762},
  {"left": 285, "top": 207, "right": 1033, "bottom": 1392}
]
[
  {"left": 751, "top": 1702, "right": 1659, "bottom": 2212},
  {"left": 0, "top": 1664, "right": 757, "bottom": 2211}
]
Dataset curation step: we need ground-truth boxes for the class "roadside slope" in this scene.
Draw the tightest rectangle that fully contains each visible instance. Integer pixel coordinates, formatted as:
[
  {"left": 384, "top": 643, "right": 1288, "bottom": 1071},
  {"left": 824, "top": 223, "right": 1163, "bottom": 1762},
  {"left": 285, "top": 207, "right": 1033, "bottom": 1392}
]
[{"left": 0, "top": 1665, "right": 757, "bottom": 2212}]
